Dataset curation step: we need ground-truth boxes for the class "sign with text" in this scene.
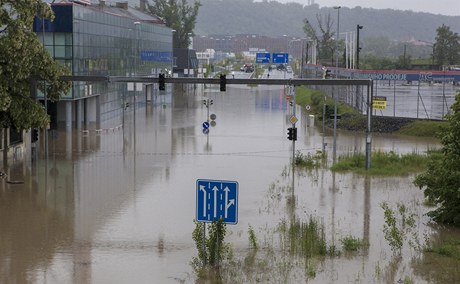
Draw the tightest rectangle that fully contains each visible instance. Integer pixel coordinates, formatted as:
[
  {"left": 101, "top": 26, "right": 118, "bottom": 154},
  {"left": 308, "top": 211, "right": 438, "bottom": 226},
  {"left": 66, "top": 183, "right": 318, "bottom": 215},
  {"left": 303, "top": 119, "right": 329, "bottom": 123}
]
[
  {"left": 272, "top": 53, "right": 289, "bottom": 64},
  {"left": 140, "top": 51, "right": 172, "bottom": 62},
  {"left": 373, "top": 96, "right": 387, "bottom": 110},
  {"left": 256, "top": 52, "right": 270, "bottom": 64}
]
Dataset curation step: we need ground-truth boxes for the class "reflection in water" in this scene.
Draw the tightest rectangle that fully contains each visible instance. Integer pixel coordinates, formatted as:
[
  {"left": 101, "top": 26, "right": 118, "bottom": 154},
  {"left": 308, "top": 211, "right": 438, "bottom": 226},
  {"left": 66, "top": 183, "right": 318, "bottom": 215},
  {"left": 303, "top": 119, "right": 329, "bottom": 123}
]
[
  {"left": 412, "top": 226, "right": 460, "bottom": 283},
  {"left": 0, "top": 84, "right": 459, "bottom": 283},
  {"left": 363, "top": 175, "right": 371, "bottom": 252}
]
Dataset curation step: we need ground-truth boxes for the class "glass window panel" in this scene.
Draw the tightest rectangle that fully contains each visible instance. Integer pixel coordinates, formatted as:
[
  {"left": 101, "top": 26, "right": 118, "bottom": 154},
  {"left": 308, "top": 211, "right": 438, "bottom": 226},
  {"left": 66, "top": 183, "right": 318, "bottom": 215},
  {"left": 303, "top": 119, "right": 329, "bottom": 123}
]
[
  {"left": 55, "top": 33, "right": 66, "bottom": 45},
  {"left": 65, "top": 46, "right": 72, "bottom": 58},
  {"left": 65, "top": 33, "right": 73, "bottom": 45},
  {"left": 45, "top": 46, "right": 53, "bottom": 56},
  {"left": 44, "top": 33, "right": 53, "bottom": 45},
  {"left": 55, "top": 46, "right": 65, "bottom": 57}
]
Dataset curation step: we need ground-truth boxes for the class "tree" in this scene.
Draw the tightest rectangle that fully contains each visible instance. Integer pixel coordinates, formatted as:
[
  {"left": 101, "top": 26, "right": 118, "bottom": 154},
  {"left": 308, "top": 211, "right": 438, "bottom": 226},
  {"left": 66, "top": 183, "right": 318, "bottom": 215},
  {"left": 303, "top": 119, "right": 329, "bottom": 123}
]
[
  {"left": 395, "top": 54, "right": 412, "bottom": 70},
  {"left": 414, "top": 91, "right": 460, "bottom": 226},
  {"left": 433, "top": 24, "right": 460, "bottom": 67},
  {"left": 0, "top": 1, "right": 71, "bottom": 131},
  {"left": 361, "top": 54, "right": 394, "bottom": 70},
  {"left": 303, "top": 14, "right": 335, "bottom": 65},
  {"left": 146, "top": 0, "right": 201, "bottom": 48}
]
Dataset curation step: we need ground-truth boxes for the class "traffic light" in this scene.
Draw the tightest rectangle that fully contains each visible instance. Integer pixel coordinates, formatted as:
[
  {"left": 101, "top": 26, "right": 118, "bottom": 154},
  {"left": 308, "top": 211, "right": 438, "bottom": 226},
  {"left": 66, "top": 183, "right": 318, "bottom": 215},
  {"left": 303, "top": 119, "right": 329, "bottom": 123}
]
[
  {"left": 159, "top": 73, "right": 165, "bottom": 90},
  {"left": 322, "top": 69, "right": 331, "bottom": 79},
  {"left": 288, "top": 127, "right": 297, "bottom": 141},
  {"left": 220, "top": 74, "right": 226, "bottom": 92},
  {"left": 31, "top": 129, "right": 39, "bottom": 143}
]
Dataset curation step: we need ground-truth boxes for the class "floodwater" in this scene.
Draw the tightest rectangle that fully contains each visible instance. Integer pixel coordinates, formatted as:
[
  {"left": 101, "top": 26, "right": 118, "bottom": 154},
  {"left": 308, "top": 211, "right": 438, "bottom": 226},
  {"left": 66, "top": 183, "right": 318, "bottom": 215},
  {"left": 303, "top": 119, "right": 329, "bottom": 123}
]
[{"left": 1, "top": 82, "right": 459, "bottom": 284}]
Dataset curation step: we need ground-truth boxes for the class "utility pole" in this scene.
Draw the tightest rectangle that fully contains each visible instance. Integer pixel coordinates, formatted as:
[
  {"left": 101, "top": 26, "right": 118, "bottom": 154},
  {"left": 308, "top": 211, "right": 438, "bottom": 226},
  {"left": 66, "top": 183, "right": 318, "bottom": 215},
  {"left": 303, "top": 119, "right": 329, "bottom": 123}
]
[
  {"left": 333, "top": 6, "right": 341, "bottom": 161},
  {"left": 356, "top": 25, "right": 363, "bottom": 69}
]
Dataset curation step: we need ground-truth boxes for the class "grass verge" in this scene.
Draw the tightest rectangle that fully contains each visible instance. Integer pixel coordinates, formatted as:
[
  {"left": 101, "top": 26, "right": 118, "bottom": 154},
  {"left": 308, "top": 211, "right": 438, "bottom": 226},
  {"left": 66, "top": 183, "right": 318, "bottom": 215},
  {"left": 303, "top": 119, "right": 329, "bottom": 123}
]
[
  {"left": 425, "top": 238, "right": 460, "bottom": 261},
  {"left": 295, "top": 86, "right": 446, "bottom": 138},
  {"left": 396, "top": 120, "right": 446, "bottom": 137},
  {"left": 331, "top": 151, "right": 429, "bottom": 175}
]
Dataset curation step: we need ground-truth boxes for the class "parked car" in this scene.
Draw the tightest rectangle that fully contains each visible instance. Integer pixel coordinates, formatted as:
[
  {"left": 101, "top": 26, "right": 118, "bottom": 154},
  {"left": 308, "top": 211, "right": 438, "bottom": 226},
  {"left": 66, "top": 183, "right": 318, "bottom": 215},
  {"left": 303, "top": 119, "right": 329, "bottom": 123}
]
[
  {"left": 240, "top": 64, "right": 254, "bottom": 73},
  {"left": 276, "top": 64, "right": 286, "bottom": 71}
]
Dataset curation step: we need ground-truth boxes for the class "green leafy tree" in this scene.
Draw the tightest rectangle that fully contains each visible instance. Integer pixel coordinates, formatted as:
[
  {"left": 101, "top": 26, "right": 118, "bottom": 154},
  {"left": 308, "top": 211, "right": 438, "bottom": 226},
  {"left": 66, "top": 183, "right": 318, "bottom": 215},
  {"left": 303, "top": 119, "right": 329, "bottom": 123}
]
[
  {"left": 0, "top": 1, "right": 70, "bottom": 130},
  {"left": 414, "top": 91, "right": 460, "bottom": 226},
  {"left": 395, "top": 54, "right": 412, "bottom": 70},
  {"left": 361, "top": 54, "right": 394, "bottom": 70},
  {"left": 433, "top": 24, "right": 460, "bottom": 67},
  {"left": 146, "top": 0, "right": 201, "bottom": 48}
]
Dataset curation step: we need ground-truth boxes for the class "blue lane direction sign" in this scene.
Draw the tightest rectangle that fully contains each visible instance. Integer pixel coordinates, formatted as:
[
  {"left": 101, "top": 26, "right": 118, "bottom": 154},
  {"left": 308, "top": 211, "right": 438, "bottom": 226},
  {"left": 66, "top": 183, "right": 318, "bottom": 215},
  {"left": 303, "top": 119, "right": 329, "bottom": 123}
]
[
  {"left": 256, "top": 52, "right": 270, "bottom": 64},
  {"left": 202, "top": 121, "right": 210, "bottom": 129},
  {"left": 196, "top": 179, "right": 238, "bottom": 224},
  {"left": 272, "top": 53, "right": 289, "bottom": 64}
]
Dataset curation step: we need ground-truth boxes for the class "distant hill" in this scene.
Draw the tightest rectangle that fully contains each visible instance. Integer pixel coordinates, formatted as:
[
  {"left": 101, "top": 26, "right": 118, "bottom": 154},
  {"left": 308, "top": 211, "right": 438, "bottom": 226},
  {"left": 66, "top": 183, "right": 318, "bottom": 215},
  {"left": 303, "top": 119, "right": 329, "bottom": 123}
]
[{"left": 194, "top": 0, "right": 460, "bottom": 43}]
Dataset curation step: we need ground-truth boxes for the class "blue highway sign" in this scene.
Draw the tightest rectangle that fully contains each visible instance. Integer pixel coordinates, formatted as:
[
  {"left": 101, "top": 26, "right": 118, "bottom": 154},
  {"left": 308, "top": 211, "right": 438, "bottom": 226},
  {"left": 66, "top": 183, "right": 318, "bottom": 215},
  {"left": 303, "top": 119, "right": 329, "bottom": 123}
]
[
  {"left": 256, "top": 52, "right": 270, "bottom": 64},
  {"left": 196, "top": 179, "right": 238, "bottom": 224},
  {"left": 272, "top": 53, "right": 289, "bottom": 64}
]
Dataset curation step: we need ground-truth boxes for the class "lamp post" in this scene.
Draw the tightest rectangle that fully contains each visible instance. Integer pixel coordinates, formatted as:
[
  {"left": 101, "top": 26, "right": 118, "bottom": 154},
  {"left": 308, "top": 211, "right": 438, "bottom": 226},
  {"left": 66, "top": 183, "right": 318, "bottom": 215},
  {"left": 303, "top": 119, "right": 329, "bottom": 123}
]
[
  {"left": 333, "top": 6, "right": 341, "bottom": 161},
  {"left": 133, "top": 21, "right": 140, "bottom": 76},
  {"left": 334, "top": 6, "right": 341, "bottom": 72},
  {"left": 417, "top": 40, "right": 435, "bottom": 70},
  {"left": 171, "top": 29, "right": 176, "bottom": 76},
  {"left": 356, "top": 25, "right": 363, "bottom": 69},
  {"left": 301, "top": 40, "right": 305, "bottom": 78},
  {"left": 133, "top": 21, "right": 140, "bottom": 110},
  {"left": 187, "top": 32, "right": 192, "bottom": 77}
]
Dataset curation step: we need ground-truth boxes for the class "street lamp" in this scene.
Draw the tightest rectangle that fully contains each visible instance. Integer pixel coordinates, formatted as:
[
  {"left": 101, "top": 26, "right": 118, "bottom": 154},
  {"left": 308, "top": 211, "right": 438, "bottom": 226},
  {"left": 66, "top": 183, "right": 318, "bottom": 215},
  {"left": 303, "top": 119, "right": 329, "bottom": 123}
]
[
  {"left": 171, "top": 29, "right": 176, "bottom": 73},
  {"left": 187, "top": 32, "right": 192, "bottom": 77},
  {"left": 134, "top": 22, "right": 140, "bottom": 73},
  {"left": 356, "top": 25, "right": 363, "bottom": 69},
  {"left": 333, "top": 6, "right": 341, "bottom": 72},
  {"left": 417, "top": 40, "right": 435, "bottom": 70},
  {"left": 333, "top": 6, "right": 341, "bottom": 161}
]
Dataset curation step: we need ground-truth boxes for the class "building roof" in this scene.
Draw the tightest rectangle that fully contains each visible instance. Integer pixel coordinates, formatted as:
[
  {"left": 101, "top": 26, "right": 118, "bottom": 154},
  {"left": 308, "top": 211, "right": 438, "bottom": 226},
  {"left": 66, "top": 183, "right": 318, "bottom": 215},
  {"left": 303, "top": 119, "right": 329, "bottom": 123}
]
[{"left": 50, "top": 0, "right": 165, "bottom": 25}]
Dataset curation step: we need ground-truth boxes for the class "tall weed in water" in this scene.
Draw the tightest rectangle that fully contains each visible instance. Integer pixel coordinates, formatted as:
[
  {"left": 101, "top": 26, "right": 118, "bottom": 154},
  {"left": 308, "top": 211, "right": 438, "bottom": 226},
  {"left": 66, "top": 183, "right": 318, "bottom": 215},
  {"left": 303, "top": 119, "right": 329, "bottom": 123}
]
[
  {"left": 381, "top": 202, "right": 420, "bottom": 255},
  {"left": 192, "top": 218, "right": 230, "bottom": 268},
  {"left": 279, "top": 217, "right": 333, "bottom": 257}
]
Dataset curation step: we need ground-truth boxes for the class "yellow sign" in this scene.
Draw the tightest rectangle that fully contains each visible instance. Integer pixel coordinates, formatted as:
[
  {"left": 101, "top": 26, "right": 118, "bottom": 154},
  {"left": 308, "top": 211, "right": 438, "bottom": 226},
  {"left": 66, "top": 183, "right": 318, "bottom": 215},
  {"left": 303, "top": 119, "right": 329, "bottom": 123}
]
[{"left": 373, "top": 96, "right": 387, "bottom": 110}]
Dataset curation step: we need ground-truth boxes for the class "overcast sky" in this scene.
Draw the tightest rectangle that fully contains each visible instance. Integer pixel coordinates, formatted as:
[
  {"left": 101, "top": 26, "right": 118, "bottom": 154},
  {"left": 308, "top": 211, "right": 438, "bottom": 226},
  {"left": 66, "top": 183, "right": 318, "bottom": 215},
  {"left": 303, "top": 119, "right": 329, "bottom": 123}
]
[{"left": 265, "top": 0, "right": 460, "bottom": 16}]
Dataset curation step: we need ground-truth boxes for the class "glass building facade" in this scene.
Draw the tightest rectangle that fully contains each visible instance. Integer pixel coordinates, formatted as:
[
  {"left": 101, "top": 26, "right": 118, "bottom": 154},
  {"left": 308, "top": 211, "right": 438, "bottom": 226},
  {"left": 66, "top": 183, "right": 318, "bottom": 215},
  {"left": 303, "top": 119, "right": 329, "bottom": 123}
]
[{"left": 34, "top": 2, "right": 173, "bottom": 125}]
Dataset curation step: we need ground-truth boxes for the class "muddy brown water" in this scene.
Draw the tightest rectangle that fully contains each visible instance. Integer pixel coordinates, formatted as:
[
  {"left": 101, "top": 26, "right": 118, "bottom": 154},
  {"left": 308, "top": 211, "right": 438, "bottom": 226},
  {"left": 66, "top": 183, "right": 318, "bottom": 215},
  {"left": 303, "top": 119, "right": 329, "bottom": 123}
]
[{"left": 1, "top": 84, "right": 459, "bottom": 283}]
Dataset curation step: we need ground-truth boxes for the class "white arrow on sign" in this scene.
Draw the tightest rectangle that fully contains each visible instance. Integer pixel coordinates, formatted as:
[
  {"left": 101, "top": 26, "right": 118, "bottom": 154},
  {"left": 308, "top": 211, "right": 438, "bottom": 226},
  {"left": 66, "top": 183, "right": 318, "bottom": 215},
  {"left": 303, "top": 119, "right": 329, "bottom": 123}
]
[
  {"left": 212, "top": 186, "right": 219, "bottom": 217},
  {"left": 224, "top": 186, "right": 235, "bottom": 218},
  {"left": 200, "top": 185, "right": 207, "bottom": 217}
]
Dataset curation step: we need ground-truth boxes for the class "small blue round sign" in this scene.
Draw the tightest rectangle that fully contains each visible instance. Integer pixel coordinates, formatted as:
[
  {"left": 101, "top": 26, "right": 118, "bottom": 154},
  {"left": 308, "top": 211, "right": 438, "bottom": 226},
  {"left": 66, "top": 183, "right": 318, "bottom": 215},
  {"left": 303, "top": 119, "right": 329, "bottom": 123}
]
[
  {"left": 203, "top": 128, "right": 209, "bottom": 134},
  {"left": 202, "top": 121, "right": 210, "bottom": 129}
]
